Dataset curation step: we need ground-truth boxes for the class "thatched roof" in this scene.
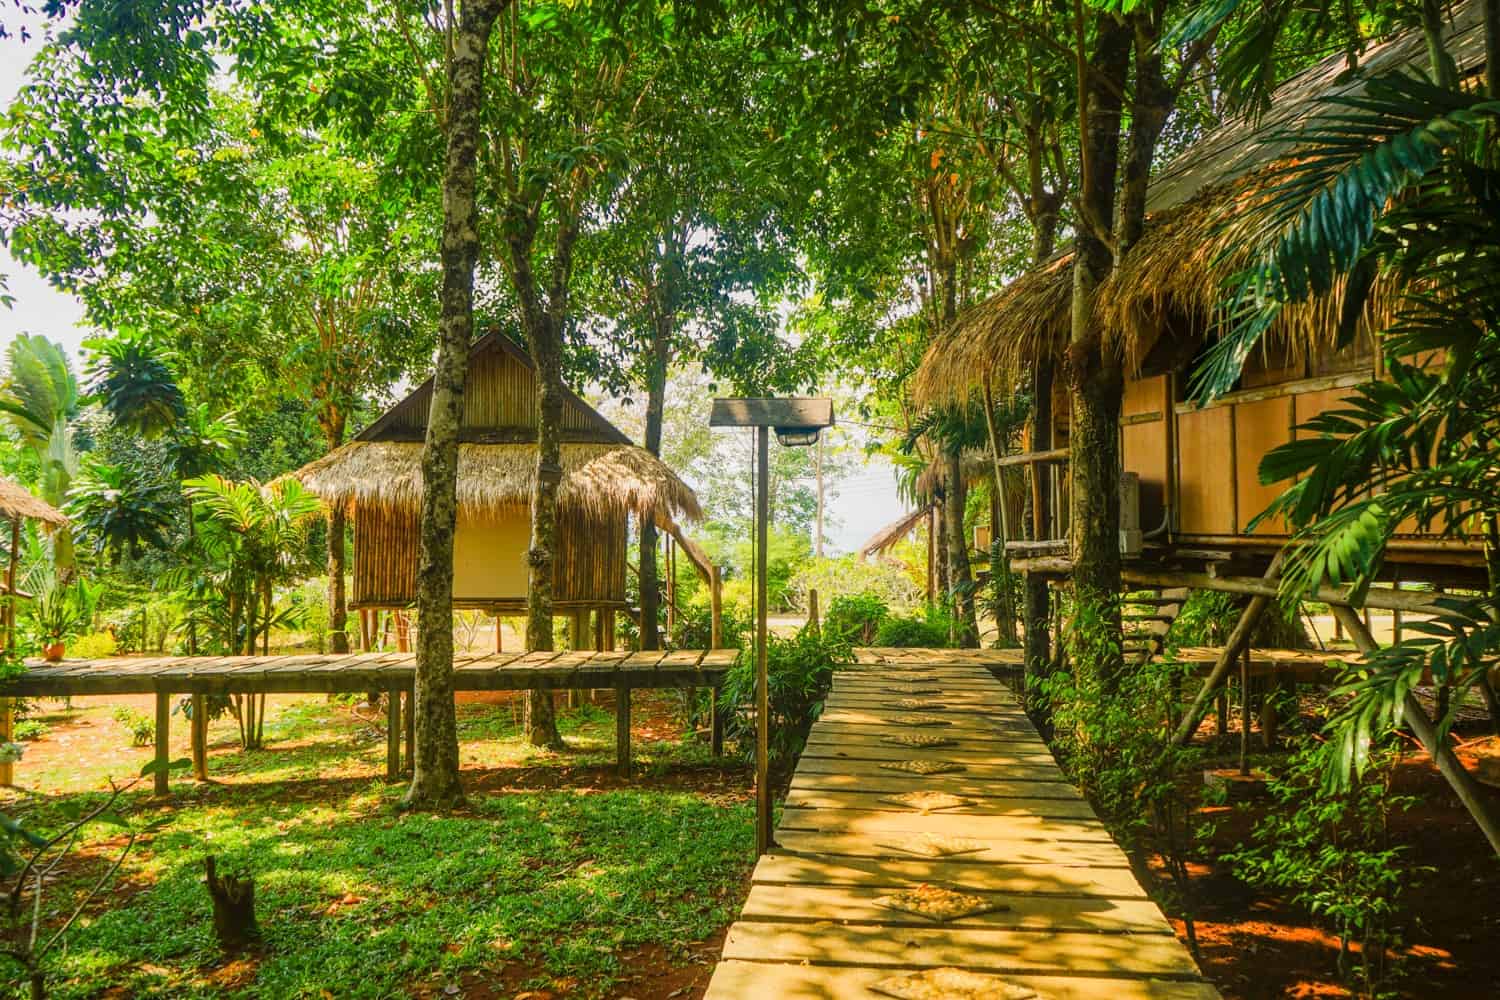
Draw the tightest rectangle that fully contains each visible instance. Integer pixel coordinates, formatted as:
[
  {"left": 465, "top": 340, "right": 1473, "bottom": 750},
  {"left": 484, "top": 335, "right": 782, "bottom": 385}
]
[
  {"left": 0, "top": 477, "right": 67, "bottom": 527},
  {"left": 913, "top": 4, "right": 1486, "bottom": 409},
  {"left": 859, "top": 505, "right": 934, "bottom": 560},
  {"left": 294, "top": 441, "right": 702, "bottom": 525}
]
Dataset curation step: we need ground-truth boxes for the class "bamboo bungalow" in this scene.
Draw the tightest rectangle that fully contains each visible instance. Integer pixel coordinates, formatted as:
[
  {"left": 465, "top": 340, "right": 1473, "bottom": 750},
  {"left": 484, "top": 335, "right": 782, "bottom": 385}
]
[
  {"left": 295, "top": 333, "right": 712, "bottom": 647},
  {"left": 913, "top": 5, "right": 1490, "bottom": 593}
]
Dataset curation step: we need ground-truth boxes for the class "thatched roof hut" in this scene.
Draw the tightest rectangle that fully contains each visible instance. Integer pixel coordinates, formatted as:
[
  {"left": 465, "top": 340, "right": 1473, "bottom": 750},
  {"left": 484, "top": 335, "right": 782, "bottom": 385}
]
[
  {"left": 859, "top": 506, "right": 934, "bottom": 561},
  {"left": 913, "top": 3, "right": 1487, "bottom": 410},
  {"left": 294, "top": 333, "right": 705, "bottom": 614},
  {"left": 0, "top": 477, "right": 67, "bottom": 528}
]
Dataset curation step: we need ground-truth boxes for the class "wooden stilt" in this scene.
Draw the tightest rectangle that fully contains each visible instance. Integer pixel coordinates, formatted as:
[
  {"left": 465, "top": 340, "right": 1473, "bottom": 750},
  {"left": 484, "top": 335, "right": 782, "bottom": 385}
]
[
  {"left": 1215, "top": 689, "right": 1229, "bottom": 737},
  {"left": 191, "top": 693, "right": 208, "bottom": 780},
  {"left": 395, "top": 612, "right": 410, "bottom": 653},
  {"left": 404, "top": 685, "right": 415, "bottom": 773},
  {"left": 710, "top": 567, "right": 723, "bottom": 650},
  {"left": 494, "top": 614, "right": 504, "bottom": 653},
  {"left": 385, "top": 688, "right": 401, "bottom": 781},
  {"left": 0, "top": 696, "right": 13, "bottom": 787},
  {"left": 1238, "top": 648, "right": 1251, "bottom": 777},
  {"left": 615, "top": 683, "right": 631, "bottom": 777},
  {"left": 154, "top": 692, "right": 171, "bottom": 796},
  {"left": 710, "top": 684, "right": 723, "bottom": 757}
]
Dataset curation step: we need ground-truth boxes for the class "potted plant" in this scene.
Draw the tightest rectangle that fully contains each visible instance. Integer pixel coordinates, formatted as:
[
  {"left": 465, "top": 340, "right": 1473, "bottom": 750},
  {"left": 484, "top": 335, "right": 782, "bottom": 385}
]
[{"left": 26, "top": 581, "right": 89, "bottom": 661}]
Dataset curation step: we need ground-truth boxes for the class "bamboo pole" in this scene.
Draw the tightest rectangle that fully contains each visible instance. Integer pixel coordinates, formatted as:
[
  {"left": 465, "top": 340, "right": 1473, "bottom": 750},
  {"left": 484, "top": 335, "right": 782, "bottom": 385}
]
[
  {"left": 1171, "top": 552, "right": 1285, "bottom": 746},
  {"left": 1331, "top": 605, "right": 1500, "bottom": 856},
  {"left": 1118, "top": 567, "right": 1447, "bottom": 615}
]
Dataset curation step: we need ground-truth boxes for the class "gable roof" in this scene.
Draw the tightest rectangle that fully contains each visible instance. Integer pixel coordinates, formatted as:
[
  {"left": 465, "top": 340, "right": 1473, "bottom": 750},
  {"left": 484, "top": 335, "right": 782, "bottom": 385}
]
[{"left": 356, "top": 332, "right": 630, "bottom": 445}]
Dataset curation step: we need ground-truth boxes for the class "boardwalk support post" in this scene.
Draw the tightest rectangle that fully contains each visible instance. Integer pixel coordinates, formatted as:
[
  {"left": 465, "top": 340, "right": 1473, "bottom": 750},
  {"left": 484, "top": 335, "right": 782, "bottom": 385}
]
[
  {"left": 615, "top": 683, "right": 631, "bottom": 777},
  {"left": 386, "top": 688, "right": 401, "bottom": 781},
  {"left": 191, "top": 693, "right": 208, "bottom": 780},
  {"left": 154, "top": 692, "right": 171, "bottom": 796},
  {"left": 710, "top": 683, "right": 724, "bottom": 757}
]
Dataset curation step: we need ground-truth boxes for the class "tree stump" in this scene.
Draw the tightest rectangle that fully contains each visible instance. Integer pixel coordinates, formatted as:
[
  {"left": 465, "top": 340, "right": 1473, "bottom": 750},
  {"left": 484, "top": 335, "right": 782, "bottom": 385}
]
[{"left": 204, "top": 856, "right": 259, "bottom": 952}]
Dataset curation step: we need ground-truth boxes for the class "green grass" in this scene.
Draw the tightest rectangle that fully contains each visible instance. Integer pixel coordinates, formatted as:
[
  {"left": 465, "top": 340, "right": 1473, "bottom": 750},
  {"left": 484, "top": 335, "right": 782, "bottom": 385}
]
[{"left": 2, "top": 695, "right": 754, "bottom": 999}]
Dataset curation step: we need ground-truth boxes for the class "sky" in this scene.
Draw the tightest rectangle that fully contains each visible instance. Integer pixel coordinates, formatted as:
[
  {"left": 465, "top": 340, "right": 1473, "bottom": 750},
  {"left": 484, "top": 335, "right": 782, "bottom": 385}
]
[{"left": 0, "top": 9, "right": 907, "bottom": 557}]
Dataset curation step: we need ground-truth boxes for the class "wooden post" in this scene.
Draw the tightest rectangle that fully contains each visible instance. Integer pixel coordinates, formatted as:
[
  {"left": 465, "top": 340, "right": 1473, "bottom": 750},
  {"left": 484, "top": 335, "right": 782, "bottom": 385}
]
[
  {"left": 807, "top": 588, "right": 820, "bottom": 635},
  {"left": 4, "top": 516, "right": 18, "bottom": 654},
  {"left": 666, "top": 536, "right": 677, "bottom": 639},
  {"left": 0, "top": 697, "right": 13, "bottom": 787},
  {"left": 926, "top": 507, "right": 937, "bottom": 603},
  {"left": 1238, "top": 647, "right": 1251, "bottom": 777},
  {"left": 385, "top": 687, "right": 401, "bottom": 781},
  {"left": 755, "top": 425, "right": 772, "bottom": 855},
  {"left": 1215, "top": 689, "right": 1229, "bottom": 737},
  {"left": 154, "top": 692, "right": 171, "bottom": 797},
  {"left": 710, "top": 683, "right": 723, "bottom": 757},
  {"left": 710, "top": 567, "right": 723, "bottom": 650},
  {"left": 1332, "top": 604, "right": 1500, "bottom": 855},
  {"left": 494, "top": 614, "right": 504, "bottom": 653},
  {"left": 615, "top": 683, "right": 631, "bottom": 777},
  {"left": 191, "top": 693, "right": 208, "bottom": 780},
  {"left": 359, "top": 608, "right": 372, "bottom": 651},
  {"left": 395, "top": 611, "right": 410, "bottom": 653},
  {"left": 404, "top": 684, "right": 415, "bottom": 772}
]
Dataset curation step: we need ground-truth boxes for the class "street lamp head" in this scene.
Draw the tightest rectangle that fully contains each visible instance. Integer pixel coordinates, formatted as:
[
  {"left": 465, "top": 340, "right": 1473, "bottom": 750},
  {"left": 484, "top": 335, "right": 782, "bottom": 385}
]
[{"left": 774, "top": 427, "right": 822, "bottom": 447}]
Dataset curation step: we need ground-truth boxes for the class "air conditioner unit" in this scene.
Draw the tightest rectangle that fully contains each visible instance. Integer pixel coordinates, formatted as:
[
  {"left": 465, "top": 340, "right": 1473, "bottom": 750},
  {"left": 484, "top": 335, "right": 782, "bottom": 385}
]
[{"left": 1119, "top": 471, "right": 1143, "bottom": 557}]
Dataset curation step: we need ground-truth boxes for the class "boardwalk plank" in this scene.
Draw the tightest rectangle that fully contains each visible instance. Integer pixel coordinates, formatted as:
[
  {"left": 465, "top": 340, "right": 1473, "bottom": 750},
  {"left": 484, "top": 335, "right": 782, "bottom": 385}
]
[{"left": 705, "top": 962, "right": 1219, "bottom": 1000}]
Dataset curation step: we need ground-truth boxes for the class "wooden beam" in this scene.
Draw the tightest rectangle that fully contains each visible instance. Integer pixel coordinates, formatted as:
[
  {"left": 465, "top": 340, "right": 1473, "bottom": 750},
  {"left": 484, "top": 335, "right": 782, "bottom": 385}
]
[
  {"left": 993, "top": 446, "right": 1069, "bottom": 468},
  {"left": 1121, "top": 567, "right": 1448, "bottom": 615}
]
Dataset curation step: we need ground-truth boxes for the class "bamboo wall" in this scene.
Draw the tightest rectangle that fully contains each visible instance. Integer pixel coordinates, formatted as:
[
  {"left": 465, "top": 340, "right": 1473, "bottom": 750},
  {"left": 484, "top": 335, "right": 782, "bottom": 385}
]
[{"left": 352, "top": 505, "right": 628, "bottom": 608}]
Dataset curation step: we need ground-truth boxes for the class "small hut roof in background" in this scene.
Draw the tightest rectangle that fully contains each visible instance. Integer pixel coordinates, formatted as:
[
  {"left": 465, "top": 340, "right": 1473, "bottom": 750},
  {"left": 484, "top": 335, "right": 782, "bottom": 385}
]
[
  {"left": 0, "top": 477, "right": 67, "bottom": 528},
  {"left": 913, "top": 3, "right": 1486, "bottom": 410},
  {"left": 859, "top": 505, "right": 934, "bottom": 560},
  {"left": 295, "top": 440, "right": 702, "bottom": 526}
]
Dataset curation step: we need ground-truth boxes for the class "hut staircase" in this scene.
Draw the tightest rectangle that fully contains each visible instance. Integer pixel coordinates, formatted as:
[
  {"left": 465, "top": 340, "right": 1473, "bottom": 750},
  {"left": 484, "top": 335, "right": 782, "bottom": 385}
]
[{"left": 1121, "top": 587, "right": 1190, "bottom": 665}]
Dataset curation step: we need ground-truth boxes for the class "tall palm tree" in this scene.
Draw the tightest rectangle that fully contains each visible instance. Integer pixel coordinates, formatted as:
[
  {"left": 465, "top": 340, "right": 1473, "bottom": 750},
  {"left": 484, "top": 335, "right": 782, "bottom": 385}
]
[{"left": 0, "top": 335, "right": 81, "bottom": 574}]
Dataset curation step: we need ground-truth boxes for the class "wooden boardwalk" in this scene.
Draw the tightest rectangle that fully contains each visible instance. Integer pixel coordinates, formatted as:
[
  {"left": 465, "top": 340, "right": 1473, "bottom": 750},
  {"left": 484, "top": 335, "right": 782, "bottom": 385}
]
[
  {"left": 0, "top": 649, "right": 735, "bottom": 791},
  {"left": 705, "top": 651, "right": 1219, "bottom": 1000}
]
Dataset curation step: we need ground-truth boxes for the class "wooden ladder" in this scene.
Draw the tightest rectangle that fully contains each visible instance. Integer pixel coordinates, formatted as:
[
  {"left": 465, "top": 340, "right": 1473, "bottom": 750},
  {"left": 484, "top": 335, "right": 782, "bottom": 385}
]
[{"left": 1121, "top": 587, "right": 1190, "bottom": 665}]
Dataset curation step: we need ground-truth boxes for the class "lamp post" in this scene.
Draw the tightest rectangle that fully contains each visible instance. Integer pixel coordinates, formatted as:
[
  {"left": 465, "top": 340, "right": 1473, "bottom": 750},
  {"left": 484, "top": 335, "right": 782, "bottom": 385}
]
[{"left": 709, "top": 398, "right": 835, "bottom": 855}]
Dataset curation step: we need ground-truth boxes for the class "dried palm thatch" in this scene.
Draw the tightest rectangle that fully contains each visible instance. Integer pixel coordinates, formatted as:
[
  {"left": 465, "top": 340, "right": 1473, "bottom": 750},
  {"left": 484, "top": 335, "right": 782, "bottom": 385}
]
[
  {"left": 0, "top": 477, "right": 67, "bottom": 528},
  {"left": 860, "top": 505, "right": 935, "bottom": 560},
  {"left": 1098, "top": 166, "right": 1395, "bottom": 365},
  {"left": 911, "top": 254, "right": 1073, "bottom": 410},
  {"left": 294, "top": 441, "right": 702, "bottom": 525}
]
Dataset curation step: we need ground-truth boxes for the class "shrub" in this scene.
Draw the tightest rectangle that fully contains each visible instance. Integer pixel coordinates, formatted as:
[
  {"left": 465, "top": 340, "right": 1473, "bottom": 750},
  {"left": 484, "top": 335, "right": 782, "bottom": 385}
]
[
  {"left": 720, "top": 624, "right": 852, "bottom": 764},
  {"left": 68, "top": 631, "right": 118, "bottom": 659},
  {"left": 823, "top": 592, "right": 890, "bottom": 645},
  {"left": 789, "top": 556, "right": 920, "bottom": 613},
  {"left": 874, "top": 604, "right": 959, "bottom": 647},
  {"left": 670, "top": 597, "right": 750, "bottom": 651},
  {"left": 1225, "top": 732, "right": 1419, "bottom": 993},
  {"left": 13, "top": 720, "right": 48, "bottom": 741},
  {"left": 111, "top": 706, "right": 155, "bottom": 747}
]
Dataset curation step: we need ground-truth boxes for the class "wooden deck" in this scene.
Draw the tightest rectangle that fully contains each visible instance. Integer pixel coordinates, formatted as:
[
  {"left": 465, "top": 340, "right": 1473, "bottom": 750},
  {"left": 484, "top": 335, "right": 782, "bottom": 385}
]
[
  {"left": 705, "top": 651, "right": 1219, "bottom": 1000},
  {"left": 0, "top": 649, "right": 735, "bottom": 791}
]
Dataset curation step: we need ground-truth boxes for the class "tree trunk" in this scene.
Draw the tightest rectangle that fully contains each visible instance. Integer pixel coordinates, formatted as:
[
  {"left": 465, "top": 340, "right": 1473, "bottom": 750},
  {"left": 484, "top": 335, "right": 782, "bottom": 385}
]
[
  {"left": 1066, "top": 13, "right": 1131, "bottom": 686},
  {"left": 322, "top": 408, "right": 351, "bottom": 655},
  {"left": 204, "top": 856, "right": 259, "bottom": 953},
  {"left": 1024, "top": 357, "right": 1055, "bottom": 713},
  {"left": 406, "top": 0, "right": 507, "bottom": 810},
  {"left": 523, "top": 327, "right": 567, "bottom": 749},
  {"left": 945, "top": 452, "right": 979, "bottom": 647},
  {"left": 637, "top": 329, "right": 670, "bottom": 651}
]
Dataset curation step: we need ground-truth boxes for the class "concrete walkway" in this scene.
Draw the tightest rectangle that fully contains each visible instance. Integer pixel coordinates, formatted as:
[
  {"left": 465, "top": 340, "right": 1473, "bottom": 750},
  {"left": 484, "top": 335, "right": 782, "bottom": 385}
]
[{"left": 705, "top": 648, "right": 1219, "bottom": 999}]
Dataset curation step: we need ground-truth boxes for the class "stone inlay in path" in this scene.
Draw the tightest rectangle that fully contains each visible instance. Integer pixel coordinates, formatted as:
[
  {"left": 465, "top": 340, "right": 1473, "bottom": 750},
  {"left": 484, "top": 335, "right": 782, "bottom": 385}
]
[
  {"left": 888, "top": 698, "right": 948, "bottom": 710},
  {"left": 891, "top": 713, "right": 951, "bottom": 727},
  {"left": 880, "top": 733, "right": 958, "bottom": 749},
  {"left": 880, "top": 790, "right": 974, "bottom": 813},
  {"left": 871, "top": 968, "right": 1042, "bottom": 1000},
  {"left": 874, "top": 885, "right": 1006, "bottom": 923},
  {"left": 874, "top": 833, "right": 989, "bottom": 858},
  {"left": 879, "top": 759, "right": 967, "bottom": 776}
]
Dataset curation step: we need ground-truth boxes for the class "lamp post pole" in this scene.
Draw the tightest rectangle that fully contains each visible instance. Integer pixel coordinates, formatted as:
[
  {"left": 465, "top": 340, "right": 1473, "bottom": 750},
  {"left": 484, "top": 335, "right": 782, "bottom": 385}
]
[{"left": 755, "top": 425, "right": 772, "bottom": 855}]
